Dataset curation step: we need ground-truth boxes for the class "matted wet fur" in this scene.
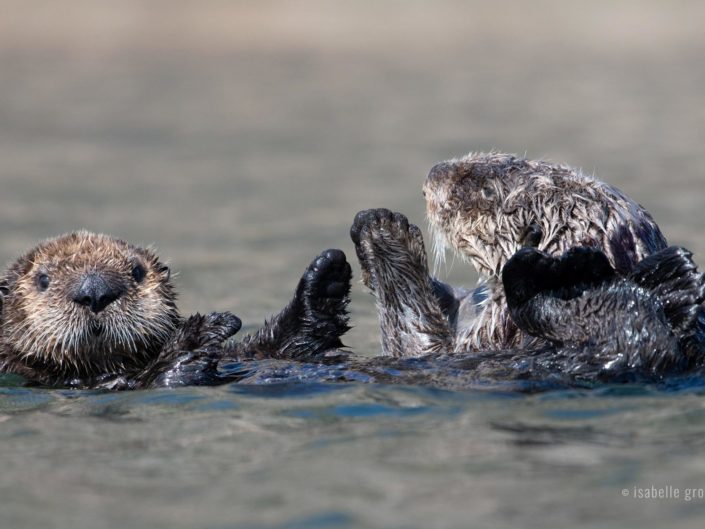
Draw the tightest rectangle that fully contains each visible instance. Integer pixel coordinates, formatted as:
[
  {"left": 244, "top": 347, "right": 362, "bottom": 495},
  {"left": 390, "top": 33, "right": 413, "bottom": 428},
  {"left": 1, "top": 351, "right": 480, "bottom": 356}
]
[
  {"left": 425, "top": 152, "right": 668, "bottom": 350},
  {"left": 351, "top": 207, "right": 705, "bottom": 380},
  {"left": 502, "top": 245, "right": 705, "bottom": 376},
  {"left": 0, "top": 232, "right": 352, "bottom": 389},
  {"left": 352, "top": 152, "right": 669, "bottom": 357}
]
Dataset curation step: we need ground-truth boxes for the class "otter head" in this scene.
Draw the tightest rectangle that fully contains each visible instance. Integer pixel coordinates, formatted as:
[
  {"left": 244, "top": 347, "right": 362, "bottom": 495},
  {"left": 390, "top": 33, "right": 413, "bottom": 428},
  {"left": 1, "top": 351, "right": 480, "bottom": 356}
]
[
  {"left": 0, "top": 231, "right": 180, "bottom": 376},
  {"left": 423, "top": 152, "right": 667, "bottom": 281}
]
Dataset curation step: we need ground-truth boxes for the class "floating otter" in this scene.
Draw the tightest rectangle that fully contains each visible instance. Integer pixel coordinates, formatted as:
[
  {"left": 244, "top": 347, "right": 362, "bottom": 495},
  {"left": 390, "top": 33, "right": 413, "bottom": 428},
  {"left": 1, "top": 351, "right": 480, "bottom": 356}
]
[
  {"left": 424, "top": 152, "right": 668, "bottom": 349},
  {"left": 350, "top": 153, "right": 705, "bottom": 379},
  {"left": 0, "top": 231, "right": 352, "bottom": 389}
]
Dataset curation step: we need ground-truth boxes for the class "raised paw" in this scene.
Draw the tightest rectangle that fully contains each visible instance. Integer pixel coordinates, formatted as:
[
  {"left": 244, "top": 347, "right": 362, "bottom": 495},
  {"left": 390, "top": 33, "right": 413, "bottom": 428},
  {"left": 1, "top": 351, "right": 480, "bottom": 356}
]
[
  {"left": 296, "top": 249, "right": 352, "bottom": 333},
  {"left": 350, "top": 208, "right": 428, "bottom": 291},
  {"left": 501, "top": 247, "right": 555, "bottom": 309},
  {"left": 230, "top": 251, "right": 351, "bottom": 362},
  {"left": 350, "top": 209, "right": 452, "bottom": 356},
  {"left": 299, "top": 249, "right": 352, "bottom": 306}
]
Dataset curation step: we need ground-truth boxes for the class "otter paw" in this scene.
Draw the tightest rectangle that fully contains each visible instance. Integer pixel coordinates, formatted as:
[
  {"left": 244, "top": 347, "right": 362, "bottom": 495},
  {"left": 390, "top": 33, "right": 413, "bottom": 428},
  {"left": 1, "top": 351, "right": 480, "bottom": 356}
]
[
  {"left": 350, "top": 208, "right": 429, "bottom": 291},
  {"left": 178, "top": 311, "right": 243, "bottom": 351},
  {"left": 503, "top": 247, "right": 616, "bottom": 310},
  {"left": 298, "top": 249, "right": 352, "bottom": 322}
]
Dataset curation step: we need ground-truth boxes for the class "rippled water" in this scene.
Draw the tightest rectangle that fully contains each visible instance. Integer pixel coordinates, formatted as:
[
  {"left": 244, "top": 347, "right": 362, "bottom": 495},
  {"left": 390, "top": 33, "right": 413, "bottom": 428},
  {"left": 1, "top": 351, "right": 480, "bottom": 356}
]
[{"left": 1, "top": 1, "right": 705, "bottom": 527}]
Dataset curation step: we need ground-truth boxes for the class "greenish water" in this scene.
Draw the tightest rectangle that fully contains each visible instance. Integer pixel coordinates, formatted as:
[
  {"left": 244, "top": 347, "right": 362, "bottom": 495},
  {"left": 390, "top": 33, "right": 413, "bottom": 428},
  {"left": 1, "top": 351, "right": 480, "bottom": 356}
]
[{"left": 1, "top": 1, "right": 705, "bottom": 527}]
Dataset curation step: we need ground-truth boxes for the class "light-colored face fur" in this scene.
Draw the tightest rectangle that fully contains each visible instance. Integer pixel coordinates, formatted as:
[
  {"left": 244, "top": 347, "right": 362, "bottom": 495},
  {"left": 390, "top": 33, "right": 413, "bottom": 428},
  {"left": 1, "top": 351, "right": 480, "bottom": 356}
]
[
  {"left": 0, "top": 232, "right": 179, "bottom": 375},
  {"left": 424, "top": 152, "right": 667, "bottom": 283}
]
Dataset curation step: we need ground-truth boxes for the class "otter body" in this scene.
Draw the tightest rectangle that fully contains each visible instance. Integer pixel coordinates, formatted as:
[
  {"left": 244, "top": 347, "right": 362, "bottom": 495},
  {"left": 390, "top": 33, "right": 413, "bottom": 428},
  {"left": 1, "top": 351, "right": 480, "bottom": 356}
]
[
  {"left": 351, "top": 153, "right": 705, "bottom": 381},
  {"left": 0, "top": 232, "right": 352, "bottom": 389},
  {"left": 424, "top": 152, "right": 668, "bottom": 350}
]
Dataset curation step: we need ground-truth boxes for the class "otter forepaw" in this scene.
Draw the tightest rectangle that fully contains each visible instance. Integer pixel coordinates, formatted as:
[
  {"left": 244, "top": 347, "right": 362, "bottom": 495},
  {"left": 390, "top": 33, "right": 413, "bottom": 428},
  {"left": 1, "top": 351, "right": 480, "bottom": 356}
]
[
  {"left": 236, "top": 250, "right": 352, "bottom": 361},
  {"left": 133, "top": 312, "right": 242, "bottom": 389},
  {"left": 176, "top": 311, "right": 243, "bottom": 351},
  {"left": 351, "top": 208, "right": 429, "bottom": 291}
]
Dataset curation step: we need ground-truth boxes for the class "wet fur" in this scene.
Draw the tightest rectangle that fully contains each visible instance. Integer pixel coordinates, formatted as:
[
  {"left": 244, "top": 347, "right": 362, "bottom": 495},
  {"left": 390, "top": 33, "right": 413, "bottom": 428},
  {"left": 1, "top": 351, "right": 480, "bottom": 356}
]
[
  {"left": 503, "top": 246, "right": 705, "bottom": 376},
  {"left": 425, "top": 152, "right": 667, "bottom": 349},
  {"left": 351, "top": 209, "right": 705, "bottom": 379},
  {"left": 350, "top": 152, "right": 705, "bottom": 378},
  {"left": 0, "top": 233, "right": 352, "bottom": 389}
]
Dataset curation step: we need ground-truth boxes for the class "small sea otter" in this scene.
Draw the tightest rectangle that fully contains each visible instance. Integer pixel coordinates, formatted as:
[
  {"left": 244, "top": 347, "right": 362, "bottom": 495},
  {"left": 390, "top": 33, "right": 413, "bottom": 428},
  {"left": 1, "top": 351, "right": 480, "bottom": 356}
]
[
  {"left": 0, "top": 231, "right": 352, "bottom": 389},
  {"left": 350, "top": 152, "right": 705, "bottom": 378}
]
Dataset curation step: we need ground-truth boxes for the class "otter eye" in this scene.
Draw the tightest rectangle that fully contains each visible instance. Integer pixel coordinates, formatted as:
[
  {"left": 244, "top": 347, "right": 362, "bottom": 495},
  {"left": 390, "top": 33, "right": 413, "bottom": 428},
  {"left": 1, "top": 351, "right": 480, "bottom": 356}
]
[
  {"left": 131, "top": 264, "right": 146, "bottom": 283},
  {"left": 36, "top": 274, "right": 50, "bottom": 292},
  {"left": 481, "top": 185, "right": 495, "bottom": 200}
]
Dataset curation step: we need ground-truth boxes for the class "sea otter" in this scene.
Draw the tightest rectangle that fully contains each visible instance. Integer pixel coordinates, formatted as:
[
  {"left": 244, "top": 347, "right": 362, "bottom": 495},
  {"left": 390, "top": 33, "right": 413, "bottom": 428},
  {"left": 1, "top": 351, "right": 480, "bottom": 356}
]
[
  {"left": 0, "top": 231, "right": 352, "bottom": 389},
  {"left": 350, "top": 152, "right": 705, "bottom": 378}
]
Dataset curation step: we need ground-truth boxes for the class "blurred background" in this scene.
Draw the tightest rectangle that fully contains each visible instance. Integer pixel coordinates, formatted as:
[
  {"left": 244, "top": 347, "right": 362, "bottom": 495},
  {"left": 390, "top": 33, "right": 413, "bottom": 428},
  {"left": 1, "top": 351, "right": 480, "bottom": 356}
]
[
  {"left": 1, "top": 0, "right": 704, "bottom": 350},
  {"left": 2, "top": 3, "right": 705, "bottom": 529}
]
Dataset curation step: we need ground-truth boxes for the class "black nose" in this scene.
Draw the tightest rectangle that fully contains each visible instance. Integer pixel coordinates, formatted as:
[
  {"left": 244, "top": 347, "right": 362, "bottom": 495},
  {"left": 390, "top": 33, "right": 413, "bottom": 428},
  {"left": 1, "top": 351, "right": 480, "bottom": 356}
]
[{"left": 73, "top": 273, "right": 125, "bottom": 314}]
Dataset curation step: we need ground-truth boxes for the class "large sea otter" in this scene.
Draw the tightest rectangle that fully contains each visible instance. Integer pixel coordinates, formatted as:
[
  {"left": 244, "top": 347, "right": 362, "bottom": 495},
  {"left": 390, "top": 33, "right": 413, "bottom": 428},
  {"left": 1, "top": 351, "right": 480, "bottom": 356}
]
[{"left": 350, "top": 153, "right": 705, "bottom": 381}]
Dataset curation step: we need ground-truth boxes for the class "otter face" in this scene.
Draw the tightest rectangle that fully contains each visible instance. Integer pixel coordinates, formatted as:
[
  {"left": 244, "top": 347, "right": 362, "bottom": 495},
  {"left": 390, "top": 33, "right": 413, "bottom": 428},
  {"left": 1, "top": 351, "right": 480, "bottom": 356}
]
[
  {"left": 423, "top": 152, "right": 666, "bottom": 281},
  {"left": 424, "top": 152, "right": 531, "bottom": 279},
  {"left": 0, "top": 232, "right": 179, "bottom": 375}
]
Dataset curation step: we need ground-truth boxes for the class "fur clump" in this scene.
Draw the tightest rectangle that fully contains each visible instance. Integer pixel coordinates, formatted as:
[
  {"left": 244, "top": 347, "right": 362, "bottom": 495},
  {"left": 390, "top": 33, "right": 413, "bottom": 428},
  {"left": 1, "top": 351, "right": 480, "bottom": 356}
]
[{"left": 423, "top": 152, "right": 667, "bottom": 348}]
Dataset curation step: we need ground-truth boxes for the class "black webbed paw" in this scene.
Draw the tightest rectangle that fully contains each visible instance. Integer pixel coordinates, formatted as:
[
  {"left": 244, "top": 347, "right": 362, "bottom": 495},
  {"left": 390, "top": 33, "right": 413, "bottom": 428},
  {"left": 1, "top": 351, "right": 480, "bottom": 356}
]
[
  {"left": 502, "top": 247, "right": 616, "bottom": 310},
  {"left": 298, "top": 249, "right": 352, "bottom": 311},
  {"left": 231, "top": 251, "right": 351, "bottom": 362},
  {"left": 502, "top": 248, "right": 555, "bottom": 309},
  {"left": 294, "top": 249, "right": 352, "bottom": 349}
]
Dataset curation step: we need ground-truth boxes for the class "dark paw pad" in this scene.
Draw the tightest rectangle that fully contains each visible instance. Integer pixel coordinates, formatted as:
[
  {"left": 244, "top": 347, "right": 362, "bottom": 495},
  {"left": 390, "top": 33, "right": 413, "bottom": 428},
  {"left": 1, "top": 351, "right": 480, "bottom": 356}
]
[
  {"left": 281, "top": 249, "right": 352, "bottom": 357},
  {"left": 502, "top": 248, "right": 555, "bottom": 308},
  {"left": 503, "top": 247, "right": 616, "bottom": 310},
  {"left": 301, "top": 249, "right": 352, "bottom": 304}
]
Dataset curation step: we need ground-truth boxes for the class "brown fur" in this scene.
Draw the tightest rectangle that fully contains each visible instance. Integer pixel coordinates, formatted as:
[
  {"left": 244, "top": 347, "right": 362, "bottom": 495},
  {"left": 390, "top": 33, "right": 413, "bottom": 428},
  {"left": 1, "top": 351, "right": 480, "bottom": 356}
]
[
  {"left": 0, "top": 232, "right": 179, "bottom": 383},
  {"left": 0, "top": 233, "right": 352, "bottom": 389},
  {"left": 424, "top": 152, "right": 667, "bottom": 349},
  {"left": 351, "top": 153, "right": 669, "bottom": 358}
]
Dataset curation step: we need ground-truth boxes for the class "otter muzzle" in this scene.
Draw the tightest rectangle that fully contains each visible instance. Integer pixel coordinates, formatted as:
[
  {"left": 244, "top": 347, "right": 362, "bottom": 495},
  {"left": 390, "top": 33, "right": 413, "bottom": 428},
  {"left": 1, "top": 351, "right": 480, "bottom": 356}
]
[{"left": 73, "top": 273, "right": 126, "bottom": 314}]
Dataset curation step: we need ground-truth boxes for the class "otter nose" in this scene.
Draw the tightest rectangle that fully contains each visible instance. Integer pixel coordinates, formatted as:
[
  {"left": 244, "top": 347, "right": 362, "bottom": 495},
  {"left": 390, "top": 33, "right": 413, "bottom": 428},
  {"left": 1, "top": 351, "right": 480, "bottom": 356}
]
[
  {"left": 426, "top": 161, "right": 454, "bottom": 188},
  {"left": 73, "top": 273, "right": 125, "bottom": 314}
]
